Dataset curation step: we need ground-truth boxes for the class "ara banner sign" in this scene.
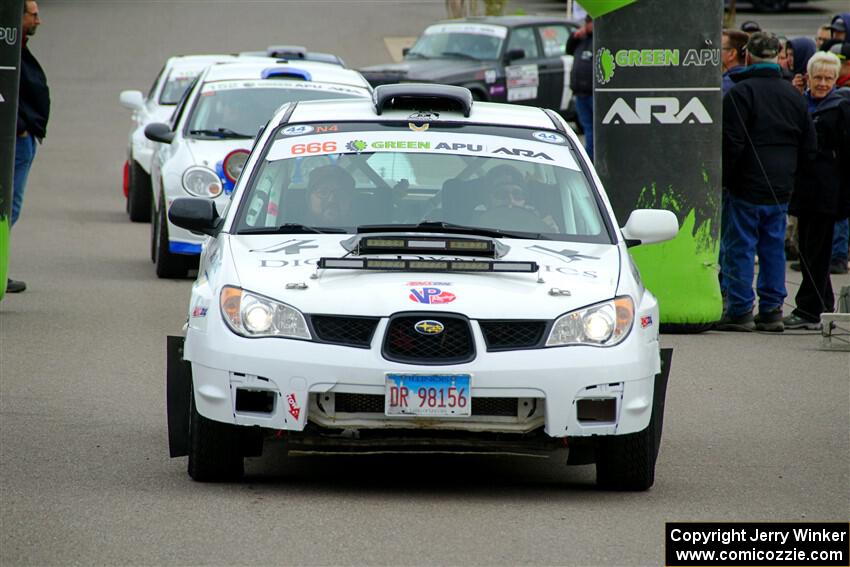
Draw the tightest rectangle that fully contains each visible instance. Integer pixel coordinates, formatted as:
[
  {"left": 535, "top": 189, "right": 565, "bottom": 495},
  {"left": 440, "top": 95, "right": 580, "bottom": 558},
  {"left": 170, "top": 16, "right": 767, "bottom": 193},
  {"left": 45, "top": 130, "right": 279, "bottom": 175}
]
[
  {"left": 0, "top": 0, "right": 23, "bottom": 301},
  {"left": 592, "top": 0, "right": 723, "bottom": 330}
]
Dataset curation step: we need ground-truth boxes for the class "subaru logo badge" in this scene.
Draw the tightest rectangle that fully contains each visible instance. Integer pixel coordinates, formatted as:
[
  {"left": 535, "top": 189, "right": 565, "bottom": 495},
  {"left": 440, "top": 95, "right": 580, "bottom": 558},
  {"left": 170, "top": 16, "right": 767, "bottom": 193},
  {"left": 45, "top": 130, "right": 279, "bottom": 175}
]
[{"left": 414, "top": 320, "right": 444, "bottom": 335}]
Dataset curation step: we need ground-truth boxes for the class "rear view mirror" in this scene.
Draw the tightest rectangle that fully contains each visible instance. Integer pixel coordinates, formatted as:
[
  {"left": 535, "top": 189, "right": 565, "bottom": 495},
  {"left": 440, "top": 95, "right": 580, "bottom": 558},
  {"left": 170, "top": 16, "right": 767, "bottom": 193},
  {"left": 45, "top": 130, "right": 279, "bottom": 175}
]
[
  {"left": 144, "top": 122, "right": 175, "bottom": 144},
  {"left": 504, "top": 48, "right": 526, "bottom": 63},
  {"left": 621, "top": 209, "right": 679, "bottom": 247},
  {"left": 168, "top": 198, "right": 221, "bottom": 236},
  {"left": 119, "top": 90, "right": 144, "bottom": 111}
]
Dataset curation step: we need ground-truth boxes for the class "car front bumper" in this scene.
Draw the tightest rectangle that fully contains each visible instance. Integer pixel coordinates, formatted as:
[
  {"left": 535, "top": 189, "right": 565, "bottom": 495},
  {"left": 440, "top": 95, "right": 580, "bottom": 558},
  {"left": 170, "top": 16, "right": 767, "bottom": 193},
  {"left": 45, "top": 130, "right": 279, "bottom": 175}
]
[{"left": 184, "top": 313, "right": 663, "bottom": 439}]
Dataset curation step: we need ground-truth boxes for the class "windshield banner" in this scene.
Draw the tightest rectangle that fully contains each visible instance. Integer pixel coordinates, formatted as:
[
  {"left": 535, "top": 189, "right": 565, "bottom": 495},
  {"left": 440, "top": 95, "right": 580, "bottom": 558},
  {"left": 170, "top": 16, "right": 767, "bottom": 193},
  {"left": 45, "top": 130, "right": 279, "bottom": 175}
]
[
  {"left": 201, "top": 81, "right": 367, "bottom": 96},
  {"left": 267, "top": 132, "right": 580, "bottom": 170},
  {"left": 423, "top": 23, "right": 508, "bottom": 38}
]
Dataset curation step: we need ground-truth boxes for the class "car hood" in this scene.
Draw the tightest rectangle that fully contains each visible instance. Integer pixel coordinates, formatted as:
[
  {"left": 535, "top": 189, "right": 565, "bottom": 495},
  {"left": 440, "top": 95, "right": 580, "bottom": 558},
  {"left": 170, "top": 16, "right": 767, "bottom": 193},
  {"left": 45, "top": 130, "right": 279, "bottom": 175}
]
[
  {"left": 185, "top": 138, "right": 254, "bottom": 169},
  {"left": 226, "top": 234, "right": 621, "bottom": 319},
  {"left": 360, "top": 58, "right": 493, "bottom": 83}
]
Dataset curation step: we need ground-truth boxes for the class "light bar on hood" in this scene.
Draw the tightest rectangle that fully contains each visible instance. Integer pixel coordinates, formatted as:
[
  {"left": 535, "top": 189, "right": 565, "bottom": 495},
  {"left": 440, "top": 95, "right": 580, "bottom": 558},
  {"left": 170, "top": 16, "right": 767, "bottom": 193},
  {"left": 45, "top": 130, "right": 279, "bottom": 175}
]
[
  {"left": 356, "top": 236, "right": 496, "bottom": 257},
  {"left": 317, "top": 258, "right": 538, "bottom": 273}
]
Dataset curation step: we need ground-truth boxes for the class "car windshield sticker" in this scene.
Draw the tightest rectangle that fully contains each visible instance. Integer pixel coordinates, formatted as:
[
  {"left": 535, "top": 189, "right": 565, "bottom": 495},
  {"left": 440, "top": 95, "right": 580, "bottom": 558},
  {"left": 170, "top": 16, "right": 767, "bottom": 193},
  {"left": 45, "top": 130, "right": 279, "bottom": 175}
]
[
  {"left": 533, "top": 131, "right": 565, "bottom": 144},
  {"left": 267, "top": 132, "right": 581, "bottom": 170},
  {"left": 423, "top": 23, "right": 508, "bottom": 39},
  {"left": 505, "top": 64, "right": 539, "bottom": 102},
  {"left": 282, "top": 125, "right": 315, "bottom": 136},
  {"left": 409, "top": 287, "right": 457, "bottom": 304},
  {"left": 484, "top": 70, "right": 497, "bottom": 84},
  {"left": 201, "top": 80, "right": 368, "bottom": 96}
]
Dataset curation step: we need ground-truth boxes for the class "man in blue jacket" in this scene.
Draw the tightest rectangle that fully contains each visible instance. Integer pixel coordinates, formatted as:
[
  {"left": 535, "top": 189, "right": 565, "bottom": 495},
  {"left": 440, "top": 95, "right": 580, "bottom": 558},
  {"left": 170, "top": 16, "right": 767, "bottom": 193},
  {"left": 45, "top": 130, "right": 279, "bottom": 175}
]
[
  {"left": 566, "top": 15, "right": 593, "bottom": 161},
  {"left": 717, "top": 33, "right": 816, "bottom": 333},
  {"left": 8, "top": 0, "right": 50, "bottom": 294}
]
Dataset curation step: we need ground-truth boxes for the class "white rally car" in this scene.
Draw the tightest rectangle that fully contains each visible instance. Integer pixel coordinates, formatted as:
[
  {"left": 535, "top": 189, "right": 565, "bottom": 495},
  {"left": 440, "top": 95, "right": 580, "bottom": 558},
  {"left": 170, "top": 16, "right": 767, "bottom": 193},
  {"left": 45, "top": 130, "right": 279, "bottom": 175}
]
[
  {"left": 144, "top": 59, "right": 373, "bottom": 278},
  {"left": 120, "top": 54, "right": 245, "bottom": 222},
  {"left": 119, "top": 48, "right": 346, "bottom": 222},
  {"left": 165, "top": 84, "right": 677, "bottom": 490}
]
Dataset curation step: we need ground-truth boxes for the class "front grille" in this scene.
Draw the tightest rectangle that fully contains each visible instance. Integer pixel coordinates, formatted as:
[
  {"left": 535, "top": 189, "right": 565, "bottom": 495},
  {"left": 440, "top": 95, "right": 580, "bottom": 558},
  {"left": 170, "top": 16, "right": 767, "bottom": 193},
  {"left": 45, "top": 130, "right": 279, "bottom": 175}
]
[
  {"left": 479, "top": 321, "right": 548, "bottom": 351},
  {"left": 383, "top": 314, "right": 475, "bottom": 364},
  {"left": 335, "top": 393, "right": 518, "bottom": 417},
  {"left": 310, "top": 315, "right": 379, "bottom": 348}
]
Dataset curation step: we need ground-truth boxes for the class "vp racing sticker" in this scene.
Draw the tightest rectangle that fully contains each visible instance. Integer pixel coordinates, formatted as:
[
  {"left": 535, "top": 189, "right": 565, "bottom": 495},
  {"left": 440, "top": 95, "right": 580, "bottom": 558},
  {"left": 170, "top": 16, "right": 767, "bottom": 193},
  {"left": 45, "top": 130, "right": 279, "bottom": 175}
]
[{"left": 409, "top": 287, "right": 456, "bottom": 304}]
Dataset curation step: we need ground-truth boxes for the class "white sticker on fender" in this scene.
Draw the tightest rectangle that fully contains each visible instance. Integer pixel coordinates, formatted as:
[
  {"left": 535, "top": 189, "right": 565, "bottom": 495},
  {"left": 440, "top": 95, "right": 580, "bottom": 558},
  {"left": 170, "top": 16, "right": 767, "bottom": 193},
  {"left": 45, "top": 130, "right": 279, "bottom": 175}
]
[
  {"left": 506, "top": 64, "right": 539, "bottom": 102},
  {"left": 560, "top": 55, "right": 574, "bottom": 110}
]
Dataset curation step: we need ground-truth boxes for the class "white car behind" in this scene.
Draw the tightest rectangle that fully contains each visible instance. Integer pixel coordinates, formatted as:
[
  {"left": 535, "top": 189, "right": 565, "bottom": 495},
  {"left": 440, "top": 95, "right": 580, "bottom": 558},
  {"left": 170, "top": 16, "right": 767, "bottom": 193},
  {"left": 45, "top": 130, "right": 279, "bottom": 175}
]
[{"left": 144, "top": 58, "right": 372, "bottom": 278}]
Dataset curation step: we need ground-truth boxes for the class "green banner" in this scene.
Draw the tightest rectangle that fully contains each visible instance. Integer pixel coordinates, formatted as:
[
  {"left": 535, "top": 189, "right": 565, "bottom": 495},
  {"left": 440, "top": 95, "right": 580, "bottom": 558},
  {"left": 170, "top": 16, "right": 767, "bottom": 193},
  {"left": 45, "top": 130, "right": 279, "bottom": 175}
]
[
  {"left": 594, "top": 0, "right": 723, "bottom": 330},
  {"left": 577, "top": 0, "right": 638, "bottom": 19}
]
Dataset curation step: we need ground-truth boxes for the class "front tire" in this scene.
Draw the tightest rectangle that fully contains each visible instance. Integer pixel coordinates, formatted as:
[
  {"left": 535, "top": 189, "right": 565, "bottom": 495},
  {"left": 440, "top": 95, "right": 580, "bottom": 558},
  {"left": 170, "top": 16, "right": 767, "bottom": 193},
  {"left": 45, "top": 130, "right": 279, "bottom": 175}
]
[
  {"left": 153, "top": 194, "right": 189, "bottom": 279},
  {"left": 595, "top": 392, "right": 663, "bottom": 491},
  {"left": 127, "top": 160, "right": 152, "bottom": 223},
  {"left": 188, "top": 388, "right": 244, "bottom": 482}
]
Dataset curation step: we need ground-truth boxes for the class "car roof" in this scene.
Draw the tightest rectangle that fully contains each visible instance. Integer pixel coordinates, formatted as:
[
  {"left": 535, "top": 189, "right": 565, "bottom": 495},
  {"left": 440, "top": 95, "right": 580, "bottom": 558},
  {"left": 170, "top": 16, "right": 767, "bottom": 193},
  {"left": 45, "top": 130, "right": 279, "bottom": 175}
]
[
  {"left": 200, "top": 59, "right": 371, "bottom": 89},
  {"left": 165, "top": 54, "right": 243, "bottom": 73},
  {"left": 429, "top": 15, "right": 579, "bottom": 28},
  {"left": 280, "top": 97, "right": 559, "bottom": 130}
]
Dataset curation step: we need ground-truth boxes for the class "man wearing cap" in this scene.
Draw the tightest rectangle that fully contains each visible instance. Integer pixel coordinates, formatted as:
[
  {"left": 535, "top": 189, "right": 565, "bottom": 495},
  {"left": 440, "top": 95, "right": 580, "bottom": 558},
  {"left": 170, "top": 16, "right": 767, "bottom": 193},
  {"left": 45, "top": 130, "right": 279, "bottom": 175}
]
[
  {"left": 718, "top": 32, "right": 816, "bottom": 332},
  {"left": 566, "top": 15, "right": 594, "bottom": 161},
  {"left": 822, "top": 13, "right": 849, "bottom": 52},
  {"left": 740, "top": 20, "right": 761, "bottom": 36}
]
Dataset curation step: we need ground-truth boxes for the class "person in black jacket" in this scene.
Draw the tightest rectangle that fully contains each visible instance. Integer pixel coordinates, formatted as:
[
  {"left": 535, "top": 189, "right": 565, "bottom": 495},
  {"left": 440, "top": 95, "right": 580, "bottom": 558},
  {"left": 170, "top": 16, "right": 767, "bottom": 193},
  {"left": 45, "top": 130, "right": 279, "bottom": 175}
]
[
  {"left": 784, "top": 51, "right": 850, "bottom": 329},
  {"left": 717, "top": 32, "right": 816, "bottom": 332},
  {"left": 8, "top": 0, "right": 50, "bottom": 294},
  {"left": 566, "top": 15, "right": 593, "bottom": 161}
]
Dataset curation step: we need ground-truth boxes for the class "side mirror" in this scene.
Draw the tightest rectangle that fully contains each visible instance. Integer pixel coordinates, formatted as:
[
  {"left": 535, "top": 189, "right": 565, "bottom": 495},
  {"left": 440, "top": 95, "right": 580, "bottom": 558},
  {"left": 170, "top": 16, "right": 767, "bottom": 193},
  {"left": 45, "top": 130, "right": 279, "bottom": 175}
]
[
  {"left": 144, "top": 122, "right": 175, "bottom": 144},
  {"left": 402, "top": 47, "right": 411, "bottom": 57},
  {"left": 168, "top": 198, "right": 221, "bottom": 236},
  {"left": 119, "top": 90, "right": 145, "bottom": 111},
  {"left": 504, "top": 48, "right": 526, "bottom": 63},
  {"left": 621, "top": 209, "right": 679, "bottom": 247}
]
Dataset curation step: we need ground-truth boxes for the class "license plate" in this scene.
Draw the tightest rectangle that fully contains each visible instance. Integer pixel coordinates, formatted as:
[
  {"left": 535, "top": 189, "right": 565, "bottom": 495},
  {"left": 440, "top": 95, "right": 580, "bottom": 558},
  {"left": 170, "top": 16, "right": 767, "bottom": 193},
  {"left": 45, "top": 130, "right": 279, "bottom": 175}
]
[{"left": 385, "top": 374, "right": 471, "bottom": 417}]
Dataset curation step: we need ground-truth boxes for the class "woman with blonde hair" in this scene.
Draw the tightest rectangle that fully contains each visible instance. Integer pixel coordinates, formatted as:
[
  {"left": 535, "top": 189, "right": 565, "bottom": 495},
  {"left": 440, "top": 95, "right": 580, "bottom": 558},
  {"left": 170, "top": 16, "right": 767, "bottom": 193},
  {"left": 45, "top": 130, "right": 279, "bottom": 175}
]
[{"left": 785, "top": 51, "right": 850, "bottom": 329}]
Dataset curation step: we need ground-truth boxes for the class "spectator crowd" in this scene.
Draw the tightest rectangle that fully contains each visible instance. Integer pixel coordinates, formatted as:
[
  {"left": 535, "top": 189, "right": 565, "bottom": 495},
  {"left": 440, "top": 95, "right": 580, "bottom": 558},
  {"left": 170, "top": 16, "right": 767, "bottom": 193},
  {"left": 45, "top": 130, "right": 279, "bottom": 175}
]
[{"left": 716, "top": 12, "right": 850, "bottom": 333}]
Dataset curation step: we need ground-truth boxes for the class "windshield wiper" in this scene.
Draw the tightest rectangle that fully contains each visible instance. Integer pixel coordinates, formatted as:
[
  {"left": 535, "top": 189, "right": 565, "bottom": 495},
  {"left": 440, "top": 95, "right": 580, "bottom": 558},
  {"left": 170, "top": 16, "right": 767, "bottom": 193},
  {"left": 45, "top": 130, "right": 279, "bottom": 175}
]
[
  {"left": 439, "top": 51, "right": 480, "bottom": 61},
  {"left": 189, "top": 128, "right": 252, "bottom": 139},
  {"left": 356, "top": 221, "right": 541, "bottom": 240},
  {"left": 404, "top": 52, "right": 429, "bottom": 60},
  {"left": 239, "top": 223, "right": 348, "bottom": 235}
]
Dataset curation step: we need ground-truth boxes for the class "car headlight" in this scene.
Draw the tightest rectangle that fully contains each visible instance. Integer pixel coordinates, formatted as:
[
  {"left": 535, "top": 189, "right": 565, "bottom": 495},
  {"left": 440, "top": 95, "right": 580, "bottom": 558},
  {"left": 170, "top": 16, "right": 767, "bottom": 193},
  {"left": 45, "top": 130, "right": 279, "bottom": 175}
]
[
  {"left": 220, "top": 286, "right": 311, "bottom": 339},
  {"left": 183, "top": 166, "right": 223, "bottom": 198},
  {"left": 546, "top": 296, "right": 634, "bottom": 347}
]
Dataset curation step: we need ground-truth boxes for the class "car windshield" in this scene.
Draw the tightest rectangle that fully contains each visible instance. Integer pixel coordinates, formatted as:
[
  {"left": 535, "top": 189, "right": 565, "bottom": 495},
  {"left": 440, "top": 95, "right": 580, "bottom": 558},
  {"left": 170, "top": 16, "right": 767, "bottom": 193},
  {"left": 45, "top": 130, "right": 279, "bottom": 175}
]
[
  {"left": 233, "top": 123, "right": 610, "bottom": 243},
  {"left": 407, "top": 23, "right": 507, "bottom": 61},
  {"left": 186, "top": 81, "right": 369, "bottom": 139},
  {"left": 159, "top": 71, "right": 200, "bottom": 105}
]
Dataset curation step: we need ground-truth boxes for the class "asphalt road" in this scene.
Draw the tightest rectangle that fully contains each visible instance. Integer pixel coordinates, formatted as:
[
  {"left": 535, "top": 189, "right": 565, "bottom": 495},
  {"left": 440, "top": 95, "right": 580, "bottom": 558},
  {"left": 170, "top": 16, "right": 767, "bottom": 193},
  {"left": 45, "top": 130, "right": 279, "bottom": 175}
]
[{"left": 1, "top": 1, "right": 848, "bottom": 566}]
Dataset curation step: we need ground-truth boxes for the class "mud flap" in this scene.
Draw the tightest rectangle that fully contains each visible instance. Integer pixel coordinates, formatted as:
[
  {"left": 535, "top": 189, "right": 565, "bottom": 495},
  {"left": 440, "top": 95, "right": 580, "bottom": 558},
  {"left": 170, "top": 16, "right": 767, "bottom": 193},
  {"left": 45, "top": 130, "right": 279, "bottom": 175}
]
[
  {"left": 653, "top": 348, "right": 674, "bottom": 459},
  {"left": 166, "top": 335, "right": 192, "bottom": 458}
]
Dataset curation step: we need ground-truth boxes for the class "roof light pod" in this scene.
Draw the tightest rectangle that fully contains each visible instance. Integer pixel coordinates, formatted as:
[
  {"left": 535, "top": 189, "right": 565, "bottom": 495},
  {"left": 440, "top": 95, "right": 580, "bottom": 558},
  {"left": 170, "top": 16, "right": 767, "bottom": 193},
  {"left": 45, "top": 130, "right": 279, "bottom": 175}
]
[{"left": 261, "top": 67, "right": 312, "bottom": 81}]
